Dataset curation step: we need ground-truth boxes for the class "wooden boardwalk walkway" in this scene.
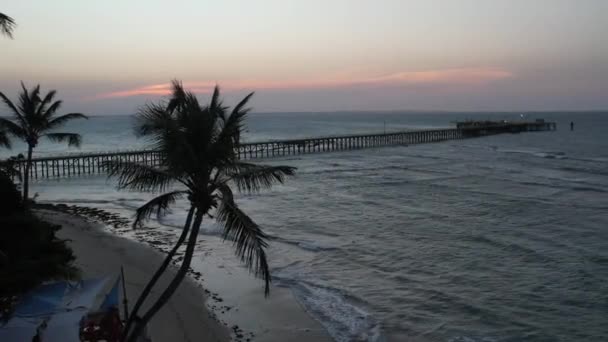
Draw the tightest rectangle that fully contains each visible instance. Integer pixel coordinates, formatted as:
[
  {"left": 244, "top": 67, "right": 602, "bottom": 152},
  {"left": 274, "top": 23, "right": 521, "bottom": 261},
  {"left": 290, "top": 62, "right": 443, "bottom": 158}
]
[{"left": 2, "top": 121, "right": 556, "bottom": 180}]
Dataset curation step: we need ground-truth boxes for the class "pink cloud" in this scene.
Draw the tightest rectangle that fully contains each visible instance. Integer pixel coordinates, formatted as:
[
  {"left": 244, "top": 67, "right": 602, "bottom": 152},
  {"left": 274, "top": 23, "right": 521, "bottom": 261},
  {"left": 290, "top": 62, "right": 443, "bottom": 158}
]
[{"left": 92, "top": 67, "right": 513, "bottom": 99}]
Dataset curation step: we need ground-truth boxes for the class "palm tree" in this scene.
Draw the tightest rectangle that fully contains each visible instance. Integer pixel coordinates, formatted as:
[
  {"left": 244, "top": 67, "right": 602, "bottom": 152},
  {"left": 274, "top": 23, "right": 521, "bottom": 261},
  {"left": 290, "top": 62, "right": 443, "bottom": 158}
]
[
  {"left": 105, "top": 80, "right": 295, "bottom": 342},
  {"left": 0, "top": 12, "right": 16, "bottom": 38},
  {"left": 0, "top": 83, "right": 87, "bottom": 202}
]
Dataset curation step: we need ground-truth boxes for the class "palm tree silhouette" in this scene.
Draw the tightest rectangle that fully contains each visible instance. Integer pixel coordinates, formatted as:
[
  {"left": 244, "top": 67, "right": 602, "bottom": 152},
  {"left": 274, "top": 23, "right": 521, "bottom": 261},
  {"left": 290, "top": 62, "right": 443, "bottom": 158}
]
[
  {"left": 0, "top": 83, "right": 87, "bottom": 202},
  {"left": 0, "top": 12, "right": 16, "bottom": 38},
  {"left": 105, "top": 80, "right": 295, "bottom": 341}
]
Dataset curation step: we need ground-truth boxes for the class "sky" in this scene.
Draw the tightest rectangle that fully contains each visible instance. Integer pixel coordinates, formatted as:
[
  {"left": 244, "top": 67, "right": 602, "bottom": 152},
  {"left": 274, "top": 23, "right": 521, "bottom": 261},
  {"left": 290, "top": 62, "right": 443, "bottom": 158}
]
[{"left": 1, "top": 0, "right": 607, "bottom": 114}]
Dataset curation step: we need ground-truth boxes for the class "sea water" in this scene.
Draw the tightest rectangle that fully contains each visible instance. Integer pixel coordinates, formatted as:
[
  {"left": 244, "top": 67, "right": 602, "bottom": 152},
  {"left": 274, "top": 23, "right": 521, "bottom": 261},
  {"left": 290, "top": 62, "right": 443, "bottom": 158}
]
[{"left": 13, "top": 111, "right": 608, "bottom": 341}]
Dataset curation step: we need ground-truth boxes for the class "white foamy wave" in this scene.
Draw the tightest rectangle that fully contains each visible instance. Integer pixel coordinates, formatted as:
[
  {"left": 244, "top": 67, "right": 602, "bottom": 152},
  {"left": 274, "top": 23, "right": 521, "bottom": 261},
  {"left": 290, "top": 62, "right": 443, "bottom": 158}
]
[
  {"left": 270, "top": 235, "right": 340, "bottom": 252},
  {"left": 448, "top": 336, "right": 497, "bottom": 342},
  {"left": 531, "top": 152, "right": 566, "bottom": 159},
  {"left": 157, "top": 214, "right": 224, "bottom": 235},
  {"left": 38, "top": 198, "right": 116, "bottom": 204},
  {"left": 275, "top": 275, "right": 385, "bottom": 342},
  {"left": 499, "top": 148, "right": 567, "bottom": 159}
]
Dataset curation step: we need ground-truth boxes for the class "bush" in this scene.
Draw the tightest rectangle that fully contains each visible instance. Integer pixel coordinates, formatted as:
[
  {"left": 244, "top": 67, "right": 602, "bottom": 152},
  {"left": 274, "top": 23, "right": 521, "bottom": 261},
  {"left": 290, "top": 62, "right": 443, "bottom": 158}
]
[
  {"left": 0, "top": 213, "right": 79, "bottom": 296},
  {"left": 0, "top": 164, "right": 78, "bottom": 321},
  {"left": 0, "top": 170, "right": 23, "bottom": 216}
]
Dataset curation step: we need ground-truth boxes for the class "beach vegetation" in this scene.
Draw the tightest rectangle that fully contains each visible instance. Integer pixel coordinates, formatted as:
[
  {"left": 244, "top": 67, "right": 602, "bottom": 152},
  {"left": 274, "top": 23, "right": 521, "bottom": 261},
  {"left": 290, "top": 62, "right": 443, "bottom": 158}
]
[
  {"left": 0, "top": 211, "right": 79, "bottom": 297},
  {"left": 104, "top": 80, "right": 295, "bottom": 341},
  {"left": 0, "top": 83, "right": 87, "bottom": 203},
  {"left": 0, "top": 12, "right": 15, "bottom": 39},
  {"left": 0, "top": 170, "right": 78, "bottom": 320},
  {"left": 0, "top": 166, "right": 23, "bottom": 215}
]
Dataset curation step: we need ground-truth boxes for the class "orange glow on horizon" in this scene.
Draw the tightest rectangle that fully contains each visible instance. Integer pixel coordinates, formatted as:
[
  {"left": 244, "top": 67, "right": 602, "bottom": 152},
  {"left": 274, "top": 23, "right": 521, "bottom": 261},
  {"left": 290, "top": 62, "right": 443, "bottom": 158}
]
[{"left": 92, "top": 67, "right": 513, "bottom": 100}]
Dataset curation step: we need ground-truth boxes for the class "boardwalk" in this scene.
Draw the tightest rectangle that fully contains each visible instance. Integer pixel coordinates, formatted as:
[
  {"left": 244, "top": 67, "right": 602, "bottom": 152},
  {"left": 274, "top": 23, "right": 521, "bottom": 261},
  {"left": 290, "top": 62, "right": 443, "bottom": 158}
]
[{"left": 2, "top": 121, "right": 556, "bottom": 180}]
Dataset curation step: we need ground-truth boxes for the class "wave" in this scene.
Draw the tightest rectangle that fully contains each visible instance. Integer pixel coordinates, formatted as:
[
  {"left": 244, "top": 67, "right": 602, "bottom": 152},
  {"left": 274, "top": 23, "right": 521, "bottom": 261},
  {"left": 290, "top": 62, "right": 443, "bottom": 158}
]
[
  {"left": 300, "top": 165, "right": 408, "bottom": 176},
  {"left": 569, "top": 186, "right": 607, "bottom": 194},
  {"left": 568, "top": 156, "right": 608, "bottom": 163},
  {"left": 557, "top": 165, "right": 608, "bottom": 177},
  {"left": 274, "top": 273, "right": 386, "bottom": 342},
  {"left": 38, "top": 198, "right": 116, "bottom": 204},
  {"left": 157, "top": 215, "right": 224, "bottom": 236},
  {"left": 532, "top": 152, "right": 566, "bottom": 159},
  {"left": 270, "top": 236, "right": 340, "bottom": 252},
  {"left": 467, "top": 234, "right": 553, "bottom": 262},
  {"left": 448, "top": 336, "right": 498, "bottom": 342},
  {"left": 511, "top": 180, "right": 608, "bottom": 193},
  {"left": 499, "top": 149, "right": 568, "bottom": 160}
]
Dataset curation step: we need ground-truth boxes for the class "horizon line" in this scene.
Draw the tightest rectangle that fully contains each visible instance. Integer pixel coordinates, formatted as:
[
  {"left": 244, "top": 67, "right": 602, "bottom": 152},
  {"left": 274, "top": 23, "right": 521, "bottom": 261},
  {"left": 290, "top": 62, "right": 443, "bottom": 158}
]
[{"left": 78, "top": 109, "right": 608, "bottom": 117}]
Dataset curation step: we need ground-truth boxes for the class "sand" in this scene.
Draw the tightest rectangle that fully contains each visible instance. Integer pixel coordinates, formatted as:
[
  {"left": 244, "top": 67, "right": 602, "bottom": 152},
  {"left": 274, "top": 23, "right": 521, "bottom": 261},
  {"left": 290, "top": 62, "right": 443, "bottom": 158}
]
[
  {"left": 36, "top": 209, "right": 333, "bottom": 342},
  {"left": 37, "top": 210, "right": 229, "bottom": 342}
]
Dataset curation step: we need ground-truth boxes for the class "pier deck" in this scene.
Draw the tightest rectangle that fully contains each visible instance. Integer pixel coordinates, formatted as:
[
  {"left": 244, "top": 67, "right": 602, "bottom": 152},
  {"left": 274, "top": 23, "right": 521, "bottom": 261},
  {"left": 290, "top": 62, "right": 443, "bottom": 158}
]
[{"left": 1, "top": 121, "right": 556, "bottom": 180}]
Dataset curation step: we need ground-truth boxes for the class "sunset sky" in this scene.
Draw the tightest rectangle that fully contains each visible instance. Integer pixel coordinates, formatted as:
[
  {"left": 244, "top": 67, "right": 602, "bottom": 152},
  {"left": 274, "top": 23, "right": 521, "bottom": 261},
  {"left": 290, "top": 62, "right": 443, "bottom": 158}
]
[{"left": 1, "top": 0, "right": 606, "bottom": 114}]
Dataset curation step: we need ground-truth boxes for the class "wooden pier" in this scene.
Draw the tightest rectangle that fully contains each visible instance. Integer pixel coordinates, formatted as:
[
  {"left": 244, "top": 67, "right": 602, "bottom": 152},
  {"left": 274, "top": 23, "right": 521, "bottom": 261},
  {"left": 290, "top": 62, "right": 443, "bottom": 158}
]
[{"left": 2, "top": 121, "right": 556, "bottom": 180}]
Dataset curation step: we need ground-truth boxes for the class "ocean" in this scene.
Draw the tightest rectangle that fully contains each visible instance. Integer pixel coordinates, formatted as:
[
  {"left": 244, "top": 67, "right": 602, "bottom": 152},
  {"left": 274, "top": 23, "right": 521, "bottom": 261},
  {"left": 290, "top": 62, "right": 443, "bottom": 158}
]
[{"left": 8, "top": 111, "right": 608, "bottom": 341}]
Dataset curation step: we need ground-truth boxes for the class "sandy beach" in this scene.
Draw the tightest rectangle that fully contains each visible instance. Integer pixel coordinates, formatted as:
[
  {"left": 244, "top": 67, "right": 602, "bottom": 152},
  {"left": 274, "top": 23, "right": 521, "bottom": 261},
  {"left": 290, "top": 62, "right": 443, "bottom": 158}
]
[
  {"left": 36, "top": 209, "right": 332, "bottom": 342},
  {"left": 36, "top": 210, "right": 229, "bottom": 342}
]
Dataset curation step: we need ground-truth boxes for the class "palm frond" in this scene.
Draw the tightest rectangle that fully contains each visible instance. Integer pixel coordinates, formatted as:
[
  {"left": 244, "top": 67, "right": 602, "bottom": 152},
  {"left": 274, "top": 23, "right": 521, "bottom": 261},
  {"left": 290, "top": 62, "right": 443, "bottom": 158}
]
[
  {"left": 0, "top": 130, "right": 10, "bottom": 148},
  {"left": 103, "top": 160, "right": 176, "bottom": 192},
  {"left": 134, "top": 103, "right": 174, "bottom": 138},
  {"left": 45, "top": 133, "right": 82, "bottom": 147},
  {"left": 21, "top": 84, "right": 41, "bottom": 122},
  {"left": 0, "top": 13, "right": 16, "bottom": 39},
  {"left": 216, "top": 184, "right": 271, "bottom": 295},
  {"left": 231, "top": 92, "right": 255, "bottom": 120},
  {"left": 225, "top": 93, "right": 253, "bottom": 137},
  {"left": 42, "top": 100, "right": 62, "bottom": 121},
  {"left": 166, "top": 80, "right": 187, "bottom": 114},
  {"left": 212, "top": 92, "right": 254, "bottom": 154},
  {"left": 0, "top": 117, "right": 26, "bottom": 139},
  {"left": 133, "top": 190, "right": 187, "bottom": 228},
  {"left": 30, "top": 84, "right": 41, "bottom": 101},
  {"left": 209, "top": 85, "right": 227, "bottom": 122},
  {"left": 167, "top": 92, "right": 216, "bottom": 172},
  {"left": 0, "top": 92, "right": 21, "bottom": 118},
  {"left": 0, "top": 92, "right": 29, "bottom": 131},
  {"left": 133, "top": 102, "right": 195, "bottom": 173},
  {"left": 46, "top": 113, "right": 87, "bottom": 130},
  {"left": 225, "top": 162, "right": 296, "bottom": 193},
  {"left": 36, "top": 91, "right": 57, "bottom": 117},
  {"left": 210, "top": 86, "right": 221, "bottom": 109},
  {"left": 205, "top": 102, "right": 250, "bottom": 166}
]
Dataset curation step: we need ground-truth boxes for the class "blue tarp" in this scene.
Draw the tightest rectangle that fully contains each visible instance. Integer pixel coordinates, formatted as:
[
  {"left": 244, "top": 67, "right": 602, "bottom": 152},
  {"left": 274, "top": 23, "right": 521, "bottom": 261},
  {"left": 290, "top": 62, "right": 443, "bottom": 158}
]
[
  {"left": 0, "top": 277, "right": 114, "bottom": 342},
  {"left": 100, "top": 276, "right": 121, "bottom": 310},
  {"left": 12, "top": 281, "right": 68, "bottom": 317}
]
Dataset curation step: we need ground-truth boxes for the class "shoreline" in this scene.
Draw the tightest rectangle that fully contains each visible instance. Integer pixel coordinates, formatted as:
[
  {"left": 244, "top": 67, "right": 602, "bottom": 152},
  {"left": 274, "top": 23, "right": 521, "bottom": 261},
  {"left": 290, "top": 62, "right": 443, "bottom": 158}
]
[{"left": 36, "top": 204, "right": 333, "bottom": 342}]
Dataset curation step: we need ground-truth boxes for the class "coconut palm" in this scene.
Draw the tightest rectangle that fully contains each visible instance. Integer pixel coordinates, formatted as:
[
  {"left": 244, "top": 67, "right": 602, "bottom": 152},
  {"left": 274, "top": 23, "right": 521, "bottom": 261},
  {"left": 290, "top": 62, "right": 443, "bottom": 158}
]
[
  {"left": 105, "top": 80, "right": 295, "bottom": 341},
  {"left": 0, "top": 83, "right": 87, "bottom": 202},
  {"left": 0, "top": 12, "right": 16, "bottom": 38}
]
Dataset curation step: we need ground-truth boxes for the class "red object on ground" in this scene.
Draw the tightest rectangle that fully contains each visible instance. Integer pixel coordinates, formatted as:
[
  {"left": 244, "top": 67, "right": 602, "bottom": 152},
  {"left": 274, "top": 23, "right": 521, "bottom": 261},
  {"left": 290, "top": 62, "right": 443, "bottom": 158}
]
[{"left": 79, "top": 307, "right": 124, "bottom": 341}]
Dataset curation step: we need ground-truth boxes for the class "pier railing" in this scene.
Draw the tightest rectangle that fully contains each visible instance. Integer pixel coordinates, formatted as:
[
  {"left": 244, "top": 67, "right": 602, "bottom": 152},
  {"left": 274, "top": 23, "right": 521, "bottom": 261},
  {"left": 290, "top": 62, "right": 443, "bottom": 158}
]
[{"left": 1, "top": 121, "right": 556, "bottom": 180}]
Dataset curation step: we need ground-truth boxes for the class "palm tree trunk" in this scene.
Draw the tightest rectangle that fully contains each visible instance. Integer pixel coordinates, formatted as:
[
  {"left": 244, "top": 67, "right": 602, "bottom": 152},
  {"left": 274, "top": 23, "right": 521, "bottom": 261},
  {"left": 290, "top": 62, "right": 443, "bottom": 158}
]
[
  {"left": 126, "top": 209, "right": 205, "bottom": 342},
  {"left": 121, "top": 206, "right": 196, "bottom": 341},
  {"left": 22, "top": 145, "right": 33, "bottom": 204}
]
